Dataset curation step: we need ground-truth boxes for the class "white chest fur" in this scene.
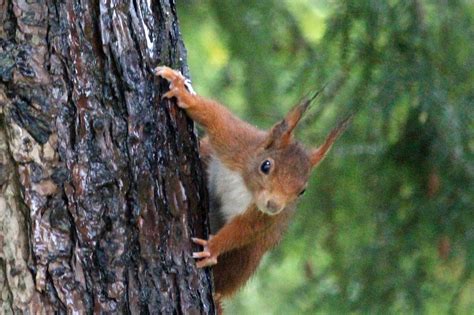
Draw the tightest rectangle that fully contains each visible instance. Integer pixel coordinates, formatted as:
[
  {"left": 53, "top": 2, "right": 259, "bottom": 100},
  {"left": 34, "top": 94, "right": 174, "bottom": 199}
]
[{"left": 207, "top": 157, "right": 253, "bottom": 223}]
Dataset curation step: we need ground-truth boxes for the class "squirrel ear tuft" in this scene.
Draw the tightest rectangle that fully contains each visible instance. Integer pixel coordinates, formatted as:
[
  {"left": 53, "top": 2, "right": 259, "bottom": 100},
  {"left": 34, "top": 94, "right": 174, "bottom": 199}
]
[
  {"left": 264, "top": 101, "right": 310, "bottom": 149},
  {"left": 310, "top": 114, "right": 353, "bottom": 166}
]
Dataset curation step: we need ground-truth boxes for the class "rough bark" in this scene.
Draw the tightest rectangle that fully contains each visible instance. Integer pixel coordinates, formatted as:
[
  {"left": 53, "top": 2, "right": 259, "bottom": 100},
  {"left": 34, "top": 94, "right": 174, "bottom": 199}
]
[{"left": 0, "top": 0, "right": 214, "bottom": 313}]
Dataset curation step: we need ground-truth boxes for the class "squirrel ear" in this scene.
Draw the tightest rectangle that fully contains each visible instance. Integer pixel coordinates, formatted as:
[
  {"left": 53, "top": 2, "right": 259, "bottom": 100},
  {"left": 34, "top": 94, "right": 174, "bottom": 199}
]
[
  {"left": 264, "top": 100, "right": 311, "bottom": 149},
  {"left": 310, "top": 114, "right": 353, "bottom": 167}
]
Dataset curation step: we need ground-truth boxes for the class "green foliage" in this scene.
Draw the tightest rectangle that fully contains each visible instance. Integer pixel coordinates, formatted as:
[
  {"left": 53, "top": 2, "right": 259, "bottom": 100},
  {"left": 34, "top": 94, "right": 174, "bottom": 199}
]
[{"left": 178, "top": 0, "right": 474, "bottom": 313}]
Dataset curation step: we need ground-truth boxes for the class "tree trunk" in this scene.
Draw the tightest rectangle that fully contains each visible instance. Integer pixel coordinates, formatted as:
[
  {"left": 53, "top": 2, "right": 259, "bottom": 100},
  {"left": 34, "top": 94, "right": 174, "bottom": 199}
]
[{"left": 0, "top": 0, "right": 214, "bottom": 313}]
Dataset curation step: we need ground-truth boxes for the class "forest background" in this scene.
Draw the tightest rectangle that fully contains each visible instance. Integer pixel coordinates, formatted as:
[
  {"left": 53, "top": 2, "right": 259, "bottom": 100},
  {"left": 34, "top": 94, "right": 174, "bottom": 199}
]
[{"left": 177, "top": 1, "right": 473, "bottom": 314}]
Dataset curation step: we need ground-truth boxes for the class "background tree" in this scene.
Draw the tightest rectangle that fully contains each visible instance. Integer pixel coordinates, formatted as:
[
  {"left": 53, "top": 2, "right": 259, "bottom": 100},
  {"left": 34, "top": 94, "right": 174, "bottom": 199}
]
[
  {"left": 0, "top": 0, "right": 214, "bottom": 313},
  {"left": 178, "top": 0, "right": 473, "bottom": 314}
]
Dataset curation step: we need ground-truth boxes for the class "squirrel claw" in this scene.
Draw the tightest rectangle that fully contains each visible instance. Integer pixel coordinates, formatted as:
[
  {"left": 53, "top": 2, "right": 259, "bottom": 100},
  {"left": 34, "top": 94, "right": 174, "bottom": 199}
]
[
  {"left": 192, "top": 236, "right": 217, "bottom": 268},
  {"left": 191, "top": 237, "right": 209, "bottom": 246},
  {"left": 155, "top": 66, "right": 195, "bottom": 106},
  {"left": 153, "top": 66, "right": 164, "bottom": 77},
  {"left": 192, "top": 251, "right": 211, "bottom": 259},
  {"left": 154, "top": 66, "right": 184, "bottom": 82},
  {"left": 196, "top": 256, "right": 218, "bottom": 268},
  {"left": 162, "top": 89, "right": 177, "bottom": 100}
]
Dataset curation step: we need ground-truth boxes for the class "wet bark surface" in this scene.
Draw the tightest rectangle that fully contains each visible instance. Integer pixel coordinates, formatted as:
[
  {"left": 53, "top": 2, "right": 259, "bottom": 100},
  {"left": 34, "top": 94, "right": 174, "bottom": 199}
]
[{"left": 0, "top": 0, "right": 214, "bottom": 313}]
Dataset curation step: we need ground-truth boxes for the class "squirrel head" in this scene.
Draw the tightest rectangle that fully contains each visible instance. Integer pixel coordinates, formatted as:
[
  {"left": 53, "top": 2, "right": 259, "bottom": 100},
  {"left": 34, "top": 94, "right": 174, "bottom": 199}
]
[{"left": 243, "top": 101, "right": 351, "bottom": 216}]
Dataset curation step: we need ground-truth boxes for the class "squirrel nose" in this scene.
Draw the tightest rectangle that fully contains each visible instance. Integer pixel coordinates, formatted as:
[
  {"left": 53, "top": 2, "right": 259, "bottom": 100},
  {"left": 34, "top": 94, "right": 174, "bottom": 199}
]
[{"left": 266, "top": 200, "right": 281, "bottom": 213}]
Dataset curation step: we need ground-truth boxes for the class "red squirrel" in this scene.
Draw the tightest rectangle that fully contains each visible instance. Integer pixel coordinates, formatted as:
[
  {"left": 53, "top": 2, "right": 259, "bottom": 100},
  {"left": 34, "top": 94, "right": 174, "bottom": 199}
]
[{"left": 155, "top": 66, "right": 350, "bottom": 308}]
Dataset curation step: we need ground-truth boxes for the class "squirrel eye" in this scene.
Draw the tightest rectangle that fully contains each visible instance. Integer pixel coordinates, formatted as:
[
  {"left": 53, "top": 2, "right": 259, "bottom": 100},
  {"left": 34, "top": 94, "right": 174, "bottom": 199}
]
[
  {"left": 299, "top": 189, "right": 306, "bottom": 197},
  {"left": 260, "top": 159, "right": 272, "bottom": 174}
]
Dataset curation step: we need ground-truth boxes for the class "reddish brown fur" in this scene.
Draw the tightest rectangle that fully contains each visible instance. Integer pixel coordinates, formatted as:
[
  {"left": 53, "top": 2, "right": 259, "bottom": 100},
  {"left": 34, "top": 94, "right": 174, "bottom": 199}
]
[{"left": 155, "top": 66, "right": 349, "bottom": 310}]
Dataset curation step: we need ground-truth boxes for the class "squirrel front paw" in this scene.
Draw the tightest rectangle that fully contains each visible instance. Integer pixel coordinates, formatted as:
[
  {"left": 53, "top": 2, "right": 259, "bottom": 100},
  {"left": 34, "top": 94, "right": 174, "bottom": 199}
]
[
  {"left": 192, "top": 236, "right": 218, "bottom": 268},
  {"left": 154, "top": 66, "right": 196, "bottom": 107}
]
